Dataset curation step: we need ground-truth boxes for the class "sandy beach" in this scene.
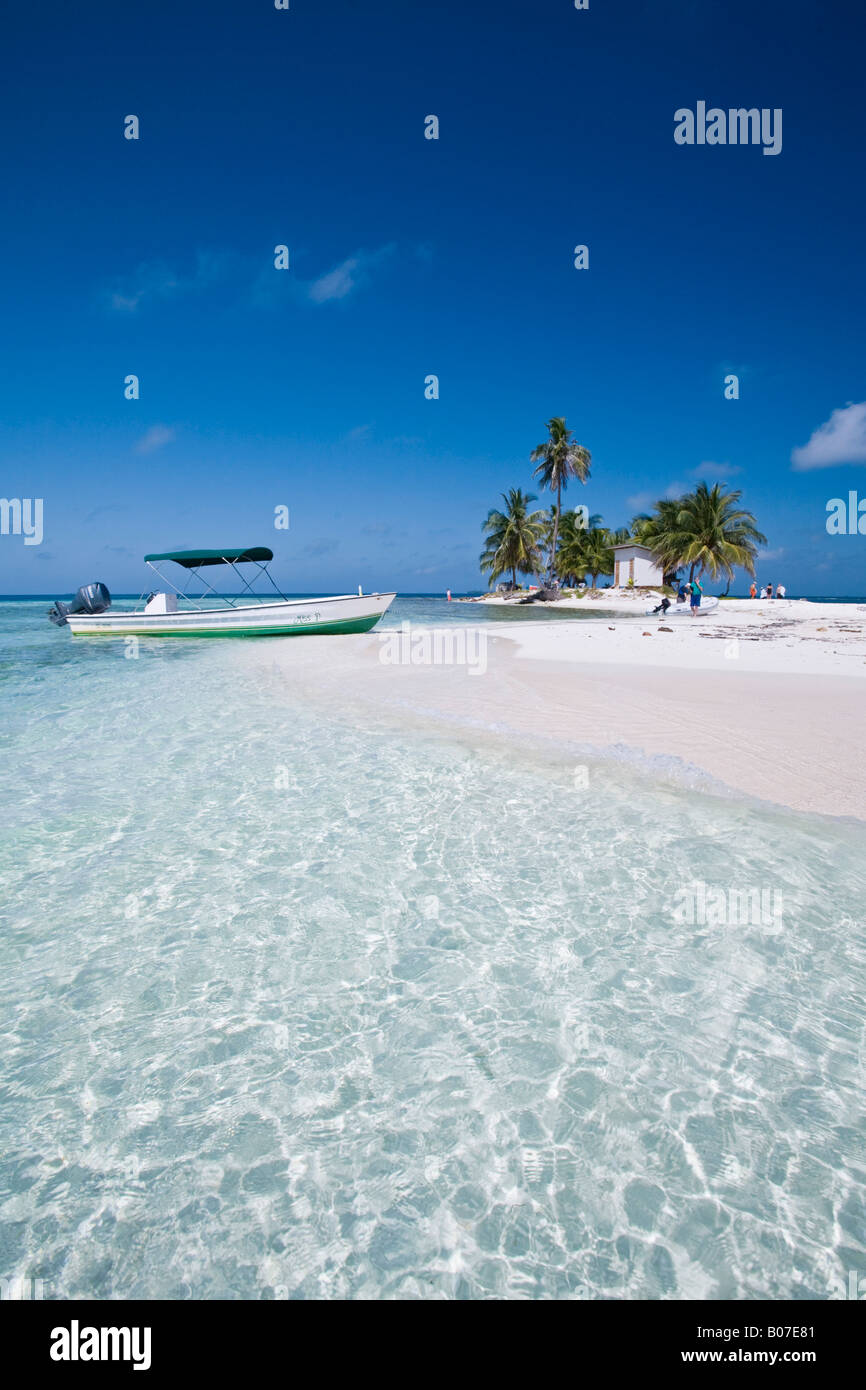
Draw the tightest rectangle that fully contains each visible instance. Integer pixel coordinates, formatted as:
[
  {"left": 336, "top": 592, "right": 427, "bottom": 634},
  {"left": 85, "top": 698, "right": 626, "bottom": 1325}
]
[{"left": 249, "top": 598, "right": 866, "bottom": 820}]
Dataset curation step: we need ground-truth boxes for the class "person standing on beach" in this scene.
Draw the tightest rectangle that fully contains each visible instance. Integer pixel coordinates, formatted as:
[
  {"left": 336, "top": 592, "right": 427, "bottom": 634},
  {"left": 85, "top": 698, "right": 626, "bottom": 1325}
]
[
  {"left": 777, "top": 583, "right": 786, "bottom": 599},
  {"left": 767, "top": 582, "right": 774, "bottom": 599},
  {"left": 760, "top": 586, "right": 767, "bottom": 599},
  {"left": 750, "top": 581, "right": 757, "bottom": 599},
  {"left": 690, "top": 575, "right": 703, "bottom": 616}
]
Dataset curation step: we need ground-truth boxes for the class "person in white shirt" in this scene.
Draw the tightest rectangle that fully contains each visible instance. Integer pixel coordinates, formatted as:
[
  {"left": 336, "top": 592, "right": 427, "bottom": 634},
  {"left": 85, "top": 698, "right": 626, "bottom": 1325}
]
[
  {"left": 777, "top": 583, "right": 786, "bottom": 598},
  {"left": 760, "top": 587, "right": 767, "bottom": 599}
]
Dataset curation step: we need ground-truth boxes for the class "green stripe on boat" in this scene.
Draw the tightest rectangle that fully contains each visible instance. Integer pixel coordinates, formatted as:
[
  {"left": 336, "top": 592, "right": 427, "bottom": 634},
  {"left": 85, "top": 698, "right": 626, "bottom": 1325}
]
[{"left": 71, "top": 615, "right": 384, "bottom": 637}]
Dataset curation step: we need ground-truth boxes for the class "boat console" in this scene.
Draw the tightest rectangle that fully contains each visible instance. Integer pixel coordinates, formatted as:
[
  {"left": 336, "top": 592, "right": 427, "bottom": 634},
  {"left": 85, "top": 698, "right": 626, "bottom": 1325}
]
[{"left": 144, "top": 592, "right": 178, "bottom": 615}]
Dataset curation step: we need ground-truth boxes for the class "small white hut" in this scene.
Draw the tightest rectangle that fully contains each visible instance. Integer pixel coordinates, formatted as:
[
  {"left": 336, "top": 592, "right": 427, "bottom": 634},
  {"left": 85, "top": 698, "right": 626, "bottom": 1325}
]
[{"left": 612, "top": 542, "right": 664, "bottom": 588}]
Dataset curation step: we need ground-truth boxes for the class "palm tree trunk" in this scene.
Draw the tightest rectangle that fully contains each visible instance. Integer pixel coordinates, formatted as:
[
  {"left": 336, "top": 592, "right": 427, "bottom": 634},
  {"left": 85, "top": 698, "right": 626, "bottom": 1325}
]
[
  {"left": 550, "top": 481, "right": 561, "bottom": 577},
  {"left": 512, "top": 564, "right": 517, "bottom": 589}
]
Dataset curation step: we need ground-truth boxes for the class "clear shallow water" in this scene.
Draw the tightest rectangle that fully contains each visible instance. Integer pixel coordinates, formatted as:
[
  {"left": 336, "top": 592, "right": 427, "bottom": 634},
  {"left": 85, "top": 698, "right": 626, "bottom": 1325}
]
[
  {"left": 15, "top": 592, "right": 625, "bottom": 627},
  {"left": 1, "top": 600, "right": 865, "bottom": 1300},
  {"left": 381, "top": 596, "right": 624, "bottom": 626}
]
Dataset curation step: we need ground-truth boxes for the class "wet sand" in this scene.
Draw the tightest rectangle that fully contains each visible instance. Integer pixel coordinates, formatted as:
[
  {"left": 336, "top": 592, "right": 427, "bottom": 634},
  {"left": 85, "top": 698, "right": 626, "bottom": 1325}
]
[{"left": 242, "top": 599, "right": 866, "bottom": 820}]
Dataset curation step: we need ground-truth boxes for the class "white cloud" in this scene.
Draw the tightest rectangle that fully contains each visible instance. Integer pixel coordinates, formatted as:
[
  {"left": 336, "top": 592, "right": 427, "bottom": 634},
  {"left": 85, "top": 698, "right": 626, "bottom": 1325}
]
[
  {"left": 248, "top": 244, "right": 396, "bottom": 308},
  {"left": 134, "top": 425, "right": 176, "bottom": 455},
  {"left": 626, "top": 481, "right": 687, "bottom": 511},
  {"left": 307, "top": 244, "right": 395, "bottom": 304},
  {"left": 110, "top": 263, "right": 178, "bottom": 311},
  {"left": 791, "top": 402, "right": 866, "bottom": 470},
  {"left": 690, "top": 461, "right": 742, "bottom": 479},
  {"left": 625, "top": 492, "right": 653, "bottom": 511},
  {"left": 108, "top": 252, "right": 232, "bottom": 312},
  {"left": 309, "top": 257, "right": 361, "bottom": 303}
]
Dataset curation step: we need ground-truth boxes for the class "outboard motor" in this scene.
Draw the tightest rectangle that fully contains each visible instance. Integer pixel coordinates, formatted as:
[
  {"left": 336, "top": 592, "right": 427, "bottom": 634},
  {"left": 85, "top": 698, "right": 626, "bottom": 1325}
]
[{"left": 49, "top": 581, "right": 112, "bottom": 626}]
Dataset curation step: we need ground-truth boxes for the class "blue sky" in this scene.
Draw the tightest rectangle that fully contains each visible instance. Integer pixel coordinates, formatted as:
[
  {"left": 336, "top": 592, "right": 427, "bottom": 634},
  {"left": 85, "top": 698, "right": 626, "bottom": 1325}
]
[{"left": 2, "top": 0, "right": 865, "bottom": 595}]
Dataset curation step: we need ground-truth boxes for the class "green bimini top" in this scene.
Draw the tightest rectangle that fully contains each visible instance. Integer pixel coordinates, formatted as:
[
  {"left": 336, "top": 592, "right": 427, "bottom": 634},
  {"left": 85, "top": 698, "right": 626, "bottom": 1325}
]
[{"left": 144, "top": 547, "right": 274, "bottom": 568}]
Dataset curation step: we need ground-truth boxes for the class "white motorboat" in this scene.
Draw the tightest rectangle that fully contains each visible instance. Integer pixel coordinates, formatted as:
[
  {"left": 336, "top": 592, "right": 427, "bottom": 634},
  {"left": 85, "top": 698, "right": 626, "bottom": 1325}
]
[{"left": 49, "top": 547, "right": 396, "bottom": 637}]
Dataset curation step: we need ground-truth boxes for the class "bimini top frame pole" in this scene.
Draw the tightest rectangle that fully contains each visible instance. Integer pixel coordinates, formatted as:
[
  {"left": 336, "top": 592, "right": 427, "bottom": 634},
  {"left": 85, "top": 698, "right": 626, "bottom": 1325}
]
[{"left": 141, "top": 547, "right": 289, "bottom": 611}]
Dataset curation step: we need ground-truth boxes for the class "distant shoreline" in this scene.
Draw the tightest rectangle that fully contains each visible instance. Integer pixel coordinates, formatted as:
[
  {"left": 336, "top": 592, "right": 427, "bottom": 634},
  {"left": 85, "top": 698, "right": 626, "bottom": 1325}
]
[{"left": 3, "top": 592, "right": 866, "bottom": 604}]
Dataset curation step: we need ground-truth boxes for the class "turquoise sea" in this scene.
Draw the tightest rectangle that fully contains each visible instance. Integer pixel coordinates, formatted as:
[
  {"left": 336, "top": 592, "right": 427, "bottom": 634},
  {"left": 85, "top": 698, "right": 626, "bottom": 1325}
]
[{"left": 1, "top": 597, "right": 864, "bottom": 1299}]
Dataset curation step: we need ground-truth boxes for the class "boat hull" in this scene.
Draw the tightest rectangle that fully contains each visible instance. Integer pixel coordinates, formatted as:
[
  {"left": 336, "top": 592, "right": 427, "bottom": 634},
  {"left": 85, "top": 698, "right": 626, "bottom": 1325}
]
[{"left": 66, "top": 592, "right": 397, "bottom": 637}]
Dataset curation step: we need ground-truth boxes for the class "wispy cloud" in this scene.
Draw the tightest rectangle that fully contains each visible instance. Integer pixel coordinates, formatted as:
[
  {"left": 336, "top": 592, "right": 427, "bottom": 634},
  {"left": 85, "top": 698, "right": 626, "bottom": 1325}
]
[
  {"left": 307, "top": 244, "right": 395, "bottom": 304},
  {"left": 342, "top": 424, "right": 422, "bottom": 448},
  {"left": 626, "top": 481, "right": 687, "bottom": 511},
  {"left": 111, "top": 244, "right": 398, "bottom": 314},
  {"left": 303, "top": 539, "right": 338, "bottom": 557},
  {"left": 84, "top": 503, "right": 125, "bottom": 524},
  {"left": 308, "top": 257, "right": 363, "bottom": 304},
  {"left": 689, "top": 461, "right": 742, "bottom": 479},
  {"left": 108, "top": 261, "right": 178, "bottom": 312},
  {"left": 791, "top": 402, "right": 866, "bottom": 470},
  {"left": 716, "top": 360, "right": 753, "bottom": 383},
  {"left": 627, "top": 470, "right": 743, "bottom": 512},
  {"left": 134, "top": 425, "right": 176, "bottom": 455},
  {"left": 106, "top": 251, "right": 233, "bottom": 312}
]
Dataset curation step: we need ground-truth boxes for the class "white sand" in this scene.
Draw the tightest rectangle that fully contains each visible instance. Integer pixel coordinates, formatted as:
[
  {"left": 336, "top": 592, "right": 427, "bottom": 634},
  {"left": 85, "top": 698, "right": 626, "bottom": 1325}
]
[
  {"left": 495, "top": 597, "right": 866, "bottom": 678},
  {"left": 245, "top": 599, "right": 866, "bottom": 820}
]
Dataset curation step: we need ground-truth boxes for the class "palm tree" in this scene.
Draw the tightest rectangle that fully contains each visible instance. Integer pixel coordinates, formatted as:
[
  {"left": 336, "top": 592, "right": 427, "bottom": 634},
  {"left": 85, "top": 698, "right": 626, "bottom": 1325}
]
[
  {"left": 677, "top": 482, "right": 766, "bottom": 583},
  {"left": 632, "top": 500, "right": 686, "bottom": 584},
  {"left": 530, "top": 418, "right": 591, "bottom": 579},
  {"left": 581, "top": 527, "right": 616, "bottom": 588},
  {"left": 538, "top": 505, "right": 558, "bottom": 563},
  {"left": 554, "top": 509, "right": 604, "bottom": 585},
  {"left": 555, "top": 511, "right": 588, "bottom": 586},
  {"left": 629, "top": 513, "right": 655, "bottom": 543},
  {"left": 479, "top": 488, "right": 547, "bottom": 590},
  {"left": 639, "top": 485, "right": 766, "bottom": 585}
]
